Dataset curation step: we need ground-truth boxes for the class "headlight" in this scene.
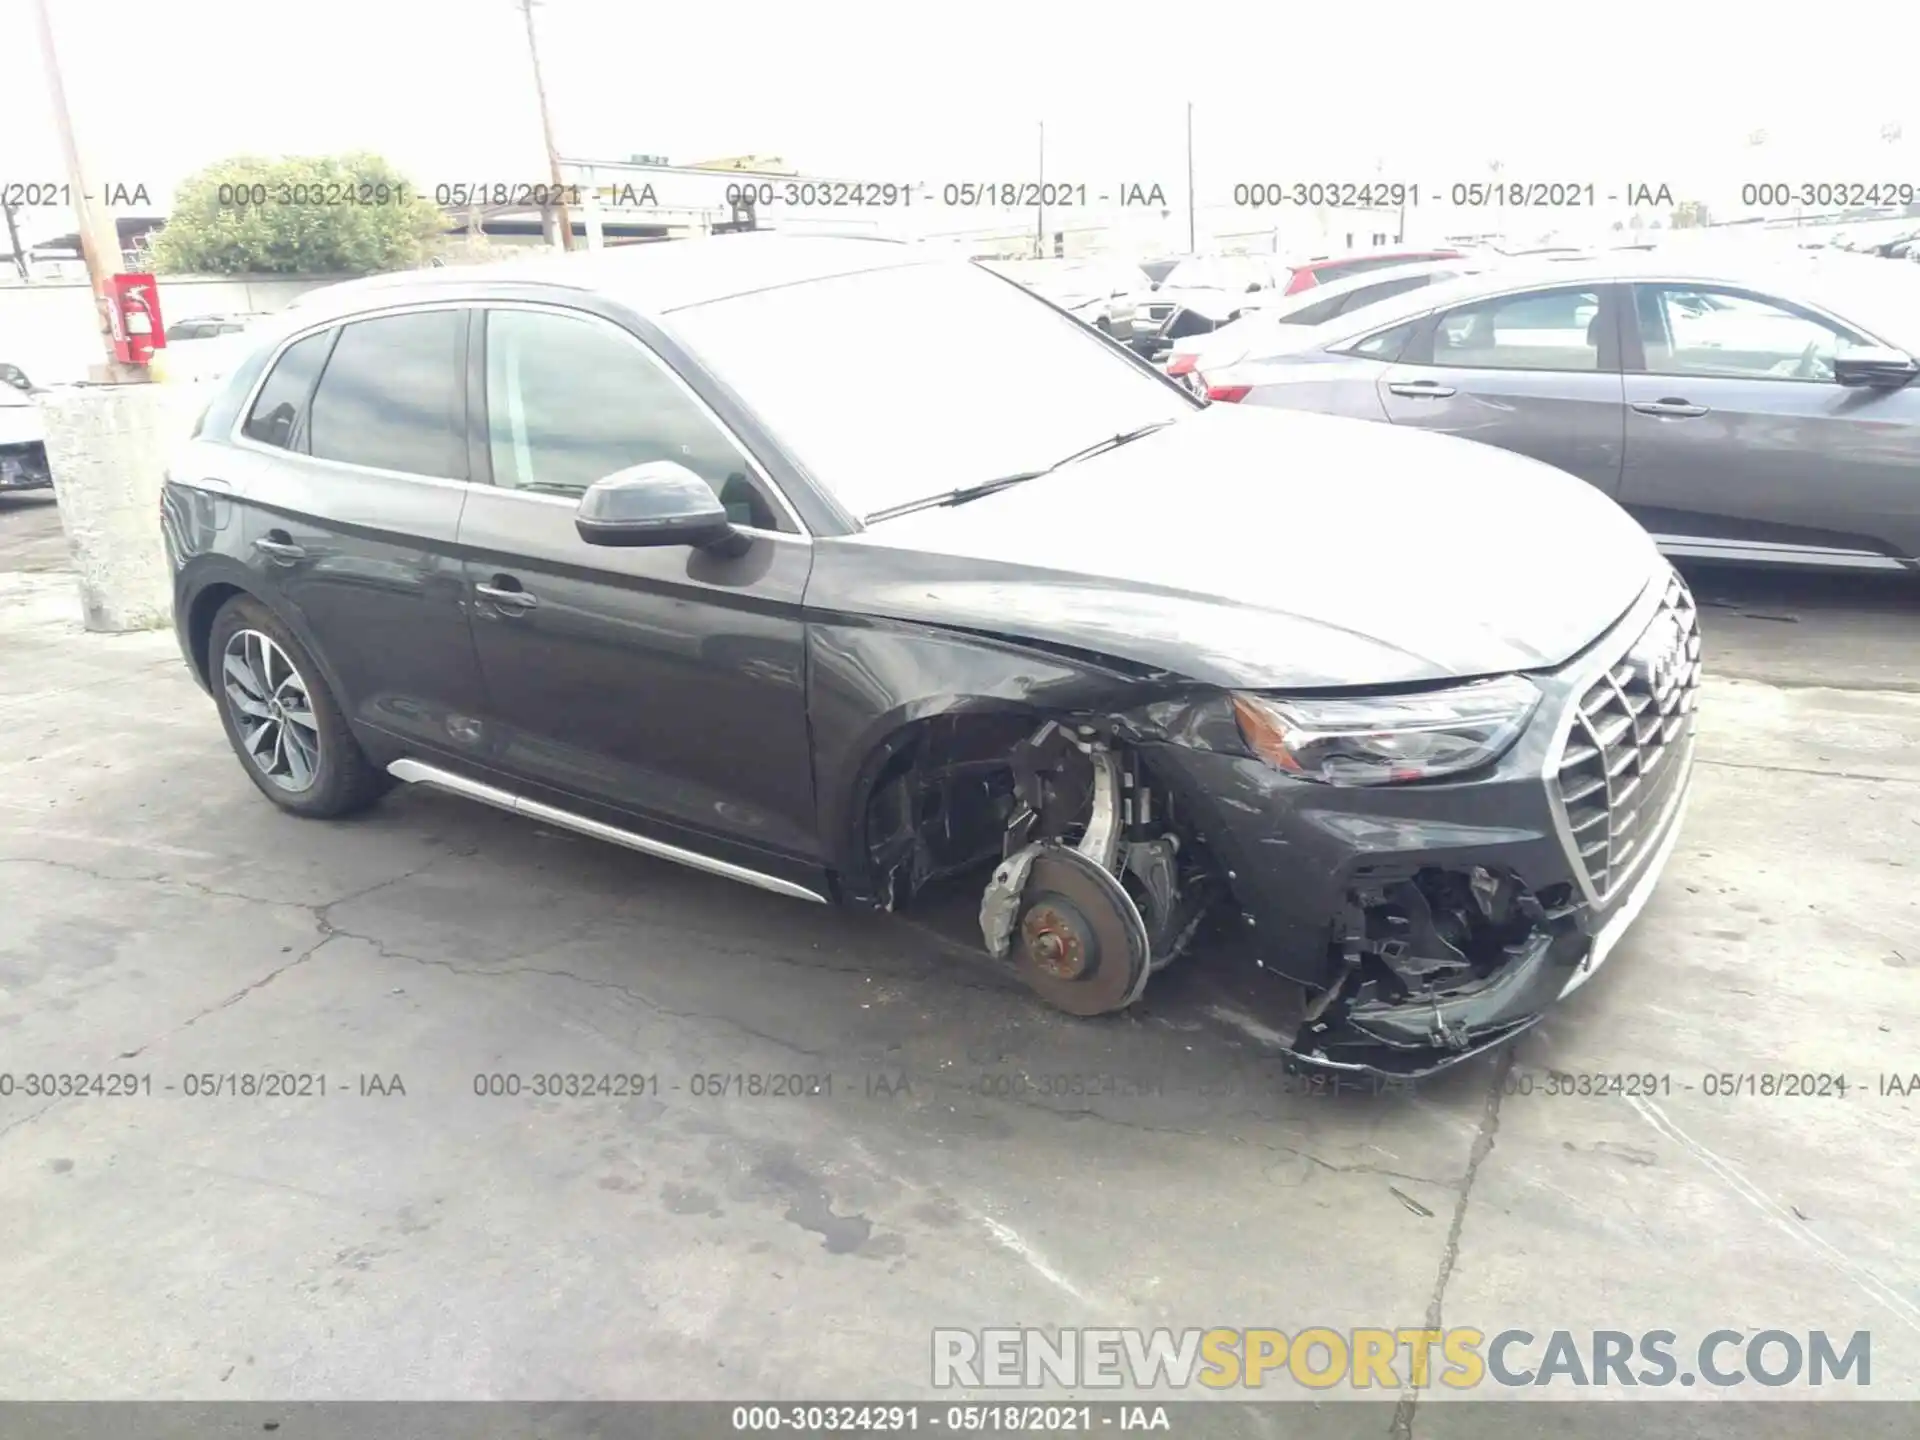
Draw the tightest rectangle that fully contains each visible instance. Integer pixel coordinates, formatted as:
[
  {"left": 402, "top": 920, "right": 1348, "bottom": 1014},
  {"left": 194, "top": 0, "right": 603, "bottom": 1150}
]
[{"left": 1231, "top": 675, "right": 1541, "bottom": 786}]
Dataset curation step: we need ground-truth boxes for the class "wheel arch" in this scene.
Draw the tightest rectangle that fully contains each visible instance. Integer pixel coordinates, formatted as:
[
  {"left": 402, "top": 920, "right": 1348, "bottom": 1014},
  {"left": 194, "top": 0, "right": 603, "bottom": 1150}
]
[
  {"left": 829, "top": 697, "right": 1051, "bottom": 908},
  {"left": 182, "top": 569, "right": 353, "bottom": 715}
]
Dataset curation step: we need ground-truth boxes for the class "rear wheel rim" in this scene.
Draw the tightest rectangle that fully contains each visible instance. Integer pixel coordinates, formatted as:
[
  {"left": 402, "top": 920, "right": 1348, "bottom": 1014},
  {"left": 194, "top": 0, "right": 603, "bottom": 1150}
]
[{"left": 221, "top": 629, "right": 321, "bottom": 793}]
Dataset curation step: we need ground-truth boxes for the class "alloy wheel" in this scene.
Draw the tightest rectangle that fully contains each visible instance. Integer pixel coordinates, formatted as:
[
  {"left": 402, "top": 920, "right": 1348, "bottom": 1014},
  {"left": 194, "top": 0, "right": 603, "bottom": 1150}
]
[{"left": 221, "top": 628, "right": 322, "bottom": 792}]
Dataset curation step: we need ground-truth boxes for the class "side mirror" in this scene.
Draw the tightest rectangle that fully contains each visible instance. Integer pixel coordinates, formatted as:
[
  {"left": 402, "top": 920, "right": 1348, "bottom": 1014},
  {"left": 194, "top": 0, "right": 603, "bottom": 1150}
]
[
  {"left": 575, "top": 462, "right": 736, "bottom": 549},
  {"left": 1245, "top": 282, "right": 1262, "bottom": 294},
  {"left": 1833, "top": 345, "right": 1919, "bottom": 389}
]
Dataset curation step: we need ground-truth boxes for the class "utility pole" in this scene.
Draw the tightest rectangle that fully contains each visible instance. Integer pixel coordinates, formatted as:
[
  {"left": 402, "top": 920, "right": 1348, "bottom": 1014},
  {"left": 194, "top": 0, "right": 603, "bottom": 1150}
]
[
  {"left": 2, "top": 202, "right": 27, "bottom": 283},
  {"left": 1035, "top": 120, "right": 1045, "bottom": 259},
  {"left": 28, "top": 0, "right": 145, "bottom": 381},
  {"left": 517, "top": 0, "right": 576, "bottom": 252},
  {"left": 1185, "top": 102, "right": 1196, "bottom": 254}
]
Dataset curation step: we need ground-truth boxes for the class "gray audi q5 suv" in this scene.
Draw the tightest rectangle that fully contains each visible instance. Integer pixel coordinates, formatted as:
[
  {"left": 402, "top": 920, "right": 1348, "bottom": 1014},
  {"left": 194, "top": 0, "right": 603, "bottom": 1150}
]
[{"left": 164, "top": 234, "right": 1699, "bottom": 1077}]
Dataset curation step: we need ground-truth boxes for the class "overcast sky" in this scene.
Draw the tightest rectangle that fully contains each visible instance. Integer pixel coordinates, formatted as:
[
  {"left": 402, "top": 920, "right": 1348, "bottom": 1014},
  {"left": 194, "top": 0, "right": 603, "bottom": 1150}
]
[{"left": 6, "top": 0, "right": 1918, "bottom": 238}]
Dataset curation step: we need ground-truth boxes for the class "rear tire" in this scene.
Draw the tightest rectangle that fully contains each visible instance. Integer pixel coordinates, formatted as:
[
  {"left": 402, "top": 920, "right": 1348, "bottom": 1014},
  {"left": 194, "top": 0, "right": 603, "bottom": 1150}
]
[{"left": 208, "top": 594, "right": 390, "bottom": 819}]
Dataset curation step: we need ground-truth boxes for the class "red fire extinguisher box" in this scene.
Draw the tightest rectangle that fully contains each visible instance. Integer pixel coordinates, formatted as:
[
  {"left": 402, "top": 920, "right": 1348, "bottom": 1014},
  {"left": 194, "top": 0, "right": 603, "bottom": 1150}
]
[{"left": 106, "top": 273, "right": 166, "bottom": 366}]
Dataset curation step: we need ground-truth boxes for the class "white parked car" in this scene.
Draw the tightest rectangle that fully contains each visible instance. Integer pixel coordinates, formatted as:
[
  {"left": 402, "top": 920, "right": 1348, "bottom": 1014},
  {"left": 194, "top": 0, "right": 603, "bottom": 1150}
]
[
  {"left": 1105, "top": 253, "right": 1288, "bottom": 352},
  {"left": 1164, "top": 259, "right": 1500, "bottom": 392},
  {"left": 0, "top": 365, "right": 50, "bottom": 493}
]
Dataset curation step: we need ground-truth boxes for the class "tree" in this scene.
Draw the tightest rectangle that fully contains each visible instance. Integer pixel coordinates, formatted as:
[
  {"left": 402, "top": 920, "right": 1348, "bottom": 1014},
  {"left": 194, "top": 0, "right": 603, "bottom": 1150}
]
[
  {"left": 1670, "top": 200, "right": 1712, "bottom": 229},
  {"left": 149, "top": 153, "right": 444, "bottom": 276}
]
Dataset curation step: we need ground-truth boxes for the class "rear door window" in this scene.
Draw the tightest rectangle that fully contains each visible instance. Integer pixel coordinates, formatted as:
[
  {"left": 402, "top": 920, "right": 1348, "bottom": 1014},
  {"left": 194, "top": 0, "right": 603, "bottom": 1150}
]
[
  {"left": 1424, "top": 288, "right": 1604, "bottom": 371},
  {"left": 307, "top": 310, "right": 468, "bottom": 479}
]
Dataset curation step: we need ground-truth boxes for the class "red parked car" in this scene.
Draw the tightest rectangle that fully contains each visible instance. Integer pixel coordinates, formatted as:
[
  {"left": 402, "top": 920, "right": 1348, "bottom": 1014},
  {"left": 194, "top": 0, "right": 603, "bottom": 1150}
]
[{"left": 1282, "top": 248, "right": 1466, "bottom": 294}]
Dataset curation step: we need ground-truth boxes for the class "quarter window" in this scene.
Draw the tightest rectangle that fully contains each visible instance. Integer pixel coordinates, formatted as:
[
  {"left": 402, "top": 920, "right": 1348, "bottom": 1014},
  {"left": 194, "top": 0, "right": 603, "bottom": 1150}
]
[
  {"left": 482, "top": 308, "right": 782, "bottom": 530},
  {"left": 308, "top": 310, "right": 468, "bottom": 479},
  {"left": 1634, "top": 286, "right": 1858, "bottom": 381},
  {"left": 1347, "top": 320, "right": 1421, "bottom": 361},
  {"left": 1428, "top": 288, "right": 1603, "bottom": 371},
  {"left": 241, "top": 329, "right": 335, "bottom": 451}
]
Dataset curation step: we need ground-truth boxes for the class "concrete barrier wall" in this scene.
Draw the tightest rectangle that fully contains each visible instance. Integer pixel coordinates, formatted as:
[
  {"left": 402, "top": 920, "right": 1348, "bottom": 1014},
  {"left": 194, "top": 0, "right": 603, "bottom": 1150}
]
[
  {"left": 39, "top": 382, "right": 213, "bottom": 632},
  {"left": 0, "top": 276, "right": 352, "bottom": 387}
]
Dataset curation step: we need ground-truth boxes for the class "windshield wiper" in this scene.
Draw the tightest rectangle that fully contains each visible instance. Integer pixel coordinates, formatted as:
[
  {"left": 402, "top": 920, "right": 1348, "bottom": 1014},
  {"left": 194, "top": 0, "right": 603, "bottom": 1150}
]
[{"left": 862, "top": 419, "right": 1178, "bottom": 524}]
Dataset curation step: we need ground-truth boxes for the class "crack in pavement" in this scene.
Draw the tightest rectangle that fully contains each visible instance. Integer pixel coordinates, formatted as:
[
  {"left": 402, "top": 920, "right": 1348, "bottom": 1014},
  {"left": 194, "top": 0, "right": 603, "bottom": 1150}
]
[
  {"left": 0, "top": 1100, "right": 61, "bottom": 1146},
  {"left": 0, "top": 855, "right": 307, "bottom": 909},
  {"left": 1704, "top": 672, "right": 1920, "bottom": 696},
  {"left": 9, "top": 844, "right": 1466, "bottom": 1197},
  {"left": 334, "top": 925, "right": 1461, "bottom": 1190},
  {"left": 1390, "top": 1044, "right": 1513, "bottom": 1440},
  {"left": 1696, "top": 758, "right": 1918, "bottom": 786},
  {"left": 116, "top": 929, "right": 345, "bottom": 1060},
  {"left": 323, "top": 926, "right": 842, "bottom": 1060},
  {"left": 7, "top": 853, "right": 459, "bottom": 1064},
  {"left": 0, "top": 850, "right": 456, "bottom": 914},
  {"left": 962, "top": 1085, "right": 1462, "bottom": 1189}
]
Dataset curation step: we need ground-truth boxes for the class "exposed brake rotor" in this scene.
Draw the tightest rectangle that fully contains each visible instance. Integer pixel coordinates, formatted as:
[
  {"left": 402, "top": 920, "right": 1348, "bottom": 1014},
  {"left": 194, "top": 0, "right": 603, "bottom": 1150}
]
[{"left": 1010, "top": 847, "right": 1152, "bottom": 1016}]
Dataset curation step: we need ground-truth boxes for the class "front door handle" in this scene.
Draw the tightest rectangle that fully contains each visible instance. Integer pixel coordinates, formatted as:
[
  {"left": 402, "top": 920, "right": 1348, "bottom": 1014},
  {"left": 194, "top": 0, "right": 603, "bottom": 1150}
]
[
  {"left": 1631, "top": 399, "right": 1708, "bottom": 418},
  {"left": 253, "top": 535, "right": 305, "bottom": 562},
  {"left": 1388, "top": 381, "right": 1457, "bottom": 398},
  {"left": 474, "top": 580, "right": 538, "bottom": 612}
]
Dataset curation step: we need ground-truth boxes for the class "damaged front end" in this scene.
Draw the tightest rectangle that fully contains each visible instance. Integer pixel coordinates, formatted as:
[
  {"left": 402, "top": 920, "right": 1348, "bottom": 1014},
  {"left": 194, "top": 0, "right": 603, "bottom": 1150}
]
[
  {"left": 1297, "top": 863, "right": 1590, "bottom": 1075},
  {"left": 862, "top": 710, "right": 1222, "bottom": 1017},
  {"left": 854, "top": 571, "right": 1700, "bottom": 1081}
]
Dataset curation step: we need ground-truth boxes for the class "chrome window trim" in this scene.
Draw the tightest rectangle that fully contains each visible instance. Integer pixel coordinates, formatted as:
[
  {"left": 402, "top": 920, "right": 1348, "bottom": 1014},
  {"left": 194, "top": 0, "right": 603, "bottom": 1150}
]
[
  {"left": 1536, "top": 565, "right": 1699, "bottom": 911},
  {"left": 224, "top": 296, "right": 811, "bottom": 538}
]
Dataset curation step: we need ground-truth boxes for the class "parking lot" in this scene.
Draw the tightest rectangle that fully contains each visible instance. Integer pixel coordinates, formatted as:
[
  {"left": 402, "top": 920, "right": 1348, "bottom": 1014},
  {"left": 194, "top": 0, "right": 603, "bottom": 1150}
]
[{"left": 2, "top": 485, "right": 1917, "bottom": 1419}]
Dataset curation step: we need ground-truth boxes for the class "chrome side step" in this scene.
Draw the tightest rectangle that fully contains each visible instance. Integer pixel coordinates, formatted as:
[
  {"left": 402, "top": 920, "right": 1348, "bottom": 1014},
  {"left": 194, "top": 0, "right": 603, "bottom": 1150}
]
[{"left": 386, "top": 759, "right": 829, "bottom": 904}]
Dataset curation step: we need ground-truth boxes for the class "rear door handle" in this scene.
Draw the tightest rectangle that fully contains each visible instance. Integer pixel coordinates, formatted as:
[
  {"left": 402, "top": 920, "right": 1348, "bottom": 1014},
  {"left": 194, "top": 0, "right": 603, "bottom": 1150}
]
[
  {"left": 1388, "top": 381, "right": 1456, "bottom": 398},
  {"left": 1632, "top": 400, "right": 1708, "bottom": 418},
  {"left": 253, "top": 535, "right": 305, "bottom": 562},
  {"left": 474, "top": 579, "right": 538, "bottom": 612}
]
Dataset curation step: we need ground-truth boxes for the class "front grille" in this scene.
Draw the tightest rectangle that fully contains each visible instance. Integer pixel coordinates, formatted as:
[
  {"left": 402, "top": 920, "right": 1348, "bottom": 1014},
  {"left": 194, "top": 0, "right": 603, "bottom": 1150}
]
[{"left": 1552, "top": 572, "right": 1702, "bottom": 900}]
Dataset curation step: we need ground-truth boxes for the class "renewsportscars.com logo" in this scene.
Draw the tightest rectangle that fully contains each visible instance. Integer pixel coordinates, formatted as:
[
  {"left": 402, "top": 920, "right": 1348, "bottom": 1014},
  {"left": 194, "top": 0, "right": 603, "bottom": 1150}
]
[{"left": 932, "top": 1327, "right": 1872, "bottom": 1391}]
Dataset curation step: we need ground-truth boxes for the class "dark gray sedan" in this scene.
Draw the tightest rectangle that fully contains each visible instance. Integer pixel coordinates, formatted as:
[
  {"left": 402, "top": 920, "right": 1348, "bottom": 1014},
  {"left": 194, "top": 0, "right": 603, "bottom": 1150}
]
[{"left": 1199, "top": 253, "right": 1920, "bottom": 571}]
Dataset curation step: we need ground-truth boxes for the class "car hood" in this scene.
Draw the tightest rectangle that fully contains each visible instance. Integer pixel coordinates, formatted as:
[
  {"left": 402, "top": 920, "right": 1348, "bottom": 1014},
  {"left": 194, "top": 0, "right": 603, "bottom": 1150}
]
[{"left": 836, "top": 405, "right": 1662, "bottom": 689}]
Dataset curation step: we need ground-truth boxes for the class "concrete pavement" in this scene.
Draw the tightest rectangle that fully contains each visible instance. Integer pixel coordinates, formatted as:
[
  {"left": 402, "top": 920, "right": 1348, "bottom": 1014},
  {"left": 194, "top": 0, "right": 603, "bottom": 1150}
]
[{"left": 0, "top": 515, "right": 1916, "bottom": 1430}]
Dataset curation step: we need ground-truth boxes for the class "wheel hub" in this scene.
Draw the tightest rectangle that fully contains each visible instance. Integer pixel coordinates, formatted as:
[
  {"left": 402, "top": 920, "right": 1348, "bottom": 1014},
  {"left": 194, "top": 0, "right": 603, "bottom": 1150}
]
[
  {"left": 1009, "top": 848, "right": 1152, "bottom": 1016},
  {"left": 1020, "top": 899, "right": 1093, "bottom": 980}
]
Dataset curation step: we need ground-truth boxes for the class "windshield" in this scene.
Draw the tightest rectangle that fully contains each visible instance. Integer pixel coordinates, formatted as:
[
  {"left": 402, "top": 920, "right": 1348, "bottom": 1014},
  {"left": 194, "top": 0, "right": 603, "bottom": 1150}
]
[{"left": 665, "top": 261, "right": 1192, "bottom": 519}]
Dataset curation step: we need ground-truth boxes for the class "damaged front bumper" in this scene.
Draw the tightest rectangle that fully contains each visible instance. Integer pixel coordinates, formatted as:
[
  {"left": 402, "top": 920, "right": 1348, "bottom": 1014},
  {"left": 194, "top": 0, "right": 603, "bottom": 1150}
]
[{"left": 1145, "top": 570, "right": 1702, "bottom": 1079}]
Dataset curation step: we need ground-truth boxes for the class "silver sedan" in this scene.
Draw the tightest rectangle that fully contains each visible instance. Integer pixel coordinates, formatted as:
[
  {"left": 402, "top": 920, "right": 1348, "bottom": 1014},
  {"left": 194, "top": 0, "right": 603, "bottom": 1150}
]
[{"left": 1198, "top": 253, "right": 1920, "bottom": 571}]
